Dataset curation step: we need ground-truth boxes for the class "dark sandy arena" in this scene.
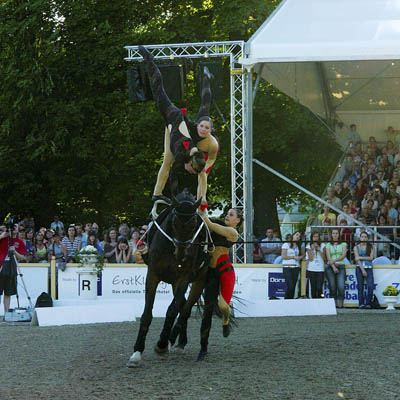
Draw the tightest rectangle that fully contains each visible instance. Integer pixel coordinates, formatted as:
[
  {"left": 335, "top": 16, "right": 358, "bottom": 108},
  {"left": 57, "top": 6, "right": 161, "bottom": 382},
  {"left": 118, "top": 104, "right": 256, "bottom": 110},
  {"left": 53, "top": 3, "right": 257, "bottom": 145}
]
[{"left": 1, "top": 309, "right": 400, "bottom": 400}]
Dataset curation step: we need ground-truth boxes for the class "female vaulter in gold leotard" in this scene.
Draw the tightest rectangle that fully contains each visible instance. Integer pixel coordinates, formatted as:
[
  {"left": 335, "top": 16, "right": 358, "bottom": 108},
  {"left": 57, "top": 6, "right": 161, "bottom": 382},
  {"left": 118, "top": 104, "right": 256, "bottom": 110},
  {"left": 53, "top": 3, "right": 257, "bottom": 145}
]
[{"left": 200, "top": 207, "right": 243, "bottom": 337}]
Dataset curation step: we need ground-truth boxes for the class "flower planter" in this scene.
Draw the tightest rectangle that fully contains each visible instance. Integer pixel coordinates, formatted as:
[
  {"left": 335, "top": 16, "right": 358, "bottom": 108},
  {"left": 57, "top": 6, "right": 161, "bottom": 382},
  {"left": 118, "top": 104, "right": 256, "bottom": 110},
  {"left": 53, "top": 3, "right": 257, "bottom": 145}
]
[{"left": 383, "top": 296, "right": 398, "bottom": 311}]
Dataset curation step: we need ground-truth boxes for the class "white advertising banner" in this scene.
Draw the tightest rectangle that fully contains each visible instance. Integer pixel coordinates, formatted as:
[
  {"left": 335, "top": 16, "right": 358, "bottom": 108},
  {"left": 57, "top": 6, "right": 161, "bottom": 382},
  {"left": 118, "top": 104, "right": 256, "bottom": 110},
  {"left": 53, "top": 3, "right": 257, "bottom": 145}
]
[{"left": 52, "top": 265, "right": 400, "bottom": 317}]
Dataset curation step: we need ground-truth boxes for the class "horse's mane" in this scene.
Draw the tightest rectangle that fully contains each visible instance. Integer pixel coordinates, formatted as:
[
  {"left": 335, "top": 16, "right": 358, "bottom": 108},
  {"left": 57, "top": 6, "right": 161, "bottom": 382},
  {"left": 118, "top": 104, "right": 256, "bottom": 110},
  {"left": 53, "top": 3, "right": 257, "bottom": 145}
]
[{"left": 174, "top": 188, "right": 196, "bottom": 203}]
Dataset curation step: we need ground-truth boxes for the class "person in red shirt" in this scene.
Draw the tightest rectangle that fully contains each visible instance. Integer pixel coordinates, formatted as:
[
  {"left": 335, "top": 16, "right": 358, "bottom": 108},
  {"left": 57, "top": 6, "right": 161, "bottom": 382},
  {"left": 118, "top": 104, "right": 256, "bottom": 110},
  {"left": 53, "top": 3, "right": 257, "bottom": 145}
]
[{"left": 0, "top": 223, "right": 26, "bottom": 314}]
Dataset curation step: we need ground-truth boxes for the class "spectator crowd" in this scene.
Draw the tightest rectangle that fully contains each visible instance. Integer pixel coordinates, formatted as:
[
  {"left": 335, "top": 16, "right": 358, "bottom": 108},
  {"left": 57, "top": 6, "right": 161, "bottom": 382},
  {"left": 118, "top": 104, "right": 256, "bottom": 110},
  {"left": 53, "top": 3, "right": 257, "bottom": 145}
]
[{"left": 3, "top": 216, "right": 150, "bottom": 266}]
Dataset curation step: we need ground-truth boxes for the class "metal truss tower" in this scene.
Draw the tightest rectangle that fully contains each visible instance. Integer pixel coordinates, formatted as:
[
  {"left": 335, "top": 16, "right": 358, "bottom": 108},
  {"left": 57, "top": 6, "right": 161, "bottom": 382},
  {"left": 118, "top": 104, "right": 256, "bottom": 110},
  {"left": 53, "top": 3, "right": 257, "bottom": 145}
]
[{"left": 124, "top": 41, "right": 253, "bottom": 263}]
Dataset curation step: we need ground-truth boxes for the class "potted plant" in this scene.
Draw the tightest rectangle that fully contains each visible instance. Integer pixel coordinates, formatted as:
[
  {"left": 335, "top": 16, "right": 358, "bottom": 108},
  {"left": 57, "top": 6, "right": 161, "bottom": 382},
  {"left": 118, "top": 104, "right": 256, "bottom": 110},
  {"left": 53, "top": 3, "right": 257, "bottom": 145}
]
[
  {"left": 75, "top": 245, "right": 104, "bottom": 274},
  {"left": 382, "top": 285, "right": 399, "bottom": 310},
  {"left": 74, "top": 245, "right": 104, "bottom": 299}
]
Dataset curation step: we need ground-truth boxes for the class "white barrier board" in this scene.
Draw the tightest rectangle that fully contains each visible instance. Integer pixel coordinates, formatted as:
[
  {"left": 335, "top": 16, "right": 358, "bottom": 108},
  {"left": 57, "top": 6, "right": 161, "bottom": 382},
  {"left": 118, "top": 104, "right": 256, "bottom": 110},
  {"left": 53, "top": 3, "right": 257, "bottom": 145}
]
[{"left": 31, "top": 299, "right": 137, "bottom": 327}]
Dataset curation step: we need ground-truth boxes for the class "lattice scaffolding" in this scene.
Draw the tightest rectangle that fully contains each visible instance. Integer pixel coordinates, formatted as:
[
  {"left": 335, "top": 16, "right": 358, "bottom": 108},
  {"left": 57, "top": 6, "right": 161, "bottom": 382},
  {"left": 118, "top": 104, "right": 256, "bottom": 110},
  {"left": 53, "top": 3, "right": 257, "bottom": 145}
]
[{"left": 124, "top": 41, "right": 252, "bottom": 262}]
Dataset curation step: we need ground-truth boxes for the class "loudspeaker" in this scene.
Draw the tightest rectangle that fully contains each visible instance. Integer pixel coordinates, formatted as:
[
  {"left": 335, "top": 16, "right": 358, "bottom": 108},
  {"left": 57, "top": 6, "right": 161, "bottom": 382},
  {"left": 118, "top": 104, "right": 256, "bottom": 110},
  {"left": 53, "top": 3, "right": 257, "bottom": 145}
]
[
  {"left": 197, "top": 62, "right": 224, "bottom": 100},
  {"left": 127, "top": 64, "right": 185, "bottom": 104},
  {"left": 127, "top": 66, "right": 152, "bottom": 103}
]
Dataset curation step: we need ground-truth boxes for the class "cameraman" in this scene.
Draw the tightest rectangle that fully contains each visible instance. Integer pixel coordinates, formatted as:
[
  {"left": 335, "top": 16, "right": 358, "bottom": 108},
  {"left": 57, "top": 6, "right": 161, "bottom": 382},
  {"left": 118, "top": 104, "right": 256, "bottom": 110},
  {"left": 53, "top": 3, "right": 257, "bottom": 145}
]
[{"left": 0, "top": 223, "right": 26, "bottom": 314}]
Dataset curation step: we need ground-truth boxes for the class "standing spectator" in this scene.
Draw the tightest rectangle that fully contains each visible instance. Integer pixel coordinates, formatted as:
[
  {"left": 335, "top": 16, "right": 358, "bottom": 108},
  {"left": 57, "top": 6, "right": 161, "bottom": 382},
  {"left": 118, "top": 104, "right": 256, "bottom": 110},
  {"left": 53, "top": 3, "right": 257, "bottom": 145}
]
[
  {"left": 129, "top": 229, "right": 140, "bottom": 252},
  {"left": 118, "top": 223, "right": 130, "bottom": 241},
  {"left": 260, "top": 228, "right": 281, "bottom": 264},
  {"left": 34, "top": 232, "right": 48, "bottom": 263},
  {"left": 75, "top": 223, "right": 83, "bottom": 241},
  {"left": 100, "top": 229, "right": 108, "bottom": 251},
  {"left": 44, "top": 229, "right": 54, "bottom": 247},
  {"left": 348, "top": 124, "right": 361, "bottom": 146},
  {"left": 48, "top": 231, "right": 63, "bottom": 260},
  {"left": 82, "top": 223, "right": 92, "bottom": 242},
  {"left": 61, "top": 224, "right": 81, "bottom": 263},
  {"left": 325, "top": 229, "right": 347, "bottom": 308},
  {"left": 80, "top": 230, "right": 103, "bottom": 253},
  {"left": 18, "top": 228, "right": 34, "bottom": 263},
  {"left": 306, "top": 231, "right": 325, "bottom": 299},
  {"left": 104, "top": 227, "right": 118, "bottom": 263},
  {"left": 92, "top": 222, "right": 99, "bottom": 235},
  {"left": 0, "top": 224, "right": 26, "bottom": 314},
  {"left": 354, "top": 232, "right": 375, "bottom": 309},
  {"left": 133, "top": 241, "right": 148, "bottom": 264},
  {"left": 116, "top": 238, "right": 132, "bottom": 264},
  {"left": 281, "top": 231, "right": 305, "bottom": 299},
  {"left": 50, "top": 216, "right": 64, "bottom": 233}
]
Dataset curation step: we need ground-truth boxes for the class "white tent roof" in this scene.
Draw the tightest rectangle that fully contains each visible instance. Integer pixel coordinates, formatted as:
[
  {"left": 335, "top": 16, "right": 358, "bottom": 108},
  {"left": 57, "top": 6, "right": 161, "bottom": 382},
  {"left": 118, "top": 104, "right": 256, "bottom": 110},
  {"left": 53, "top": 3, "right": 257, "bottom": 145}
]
[{"left": 243, "top": 0, "right": 400, "bottom": 142}]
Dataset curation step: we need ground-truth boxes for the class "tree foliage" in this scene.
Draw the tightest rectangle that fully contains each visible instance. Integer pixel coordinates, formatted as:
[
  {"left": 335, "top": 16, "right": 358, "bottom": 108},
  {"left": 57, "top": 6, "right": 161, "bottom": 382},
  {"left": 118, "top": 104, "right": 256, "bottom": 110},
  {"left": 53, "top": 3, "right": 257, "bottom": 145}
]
[{"left": 0, "top": 0, "right": 340, "bottom": 231}]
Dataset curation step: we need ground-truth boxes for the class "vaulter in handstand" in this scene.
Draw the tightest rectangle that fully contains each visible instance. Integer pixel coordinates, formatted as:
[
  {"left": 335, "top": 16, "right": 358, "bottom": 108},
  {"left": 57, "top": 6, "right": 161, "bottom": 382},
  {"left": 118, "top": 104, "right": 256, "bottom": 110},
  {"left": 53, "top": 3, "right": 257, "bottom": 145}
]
[{"left": 138, "top": 46, "right": 219, "bottom": 206}]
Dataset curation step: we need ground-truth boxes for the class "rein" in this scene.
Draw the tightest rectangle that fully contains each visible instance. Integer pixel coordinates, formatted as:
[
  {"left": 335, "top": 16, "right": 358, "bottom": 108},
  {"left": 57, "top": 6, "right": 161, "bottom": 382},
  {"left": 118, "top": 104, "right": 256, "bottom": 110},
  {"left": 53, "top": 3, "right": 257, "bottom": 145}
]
[{"left": 153, "top": 212, "right": 205, "bottom": 249}]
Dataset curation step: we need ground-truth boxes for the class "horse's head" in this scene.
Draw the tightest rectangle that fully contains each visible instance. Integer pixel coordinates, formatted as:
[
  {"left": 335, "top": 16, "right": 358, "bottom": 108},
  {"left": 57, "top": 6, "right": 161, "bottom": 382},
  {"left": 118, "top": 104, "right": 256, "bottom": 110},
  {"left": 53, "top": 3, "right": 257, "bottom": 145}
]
[{"left": 171, "top": 188, "right": 201, "bottom": 248}]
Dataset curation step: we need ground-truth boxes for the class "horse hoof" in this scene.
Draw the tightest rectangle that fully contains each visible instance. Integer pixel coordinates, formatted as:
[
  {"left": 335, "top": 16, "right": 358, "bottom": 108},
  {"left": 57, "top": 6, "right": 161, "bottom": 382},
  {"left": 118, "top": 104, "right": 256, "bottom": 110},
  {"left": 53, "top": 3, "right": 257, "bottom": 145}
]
[
  {"left": 127, "top": 351, "right": 142, "bottom": 368},
  {"left": 154, "top": 344, "right": 169, "bottom": 355},
  {"left": 197, "top": 350, "right": 207, "bottom": 361},
  {"left": 172, "top": 344, "right": 185, "bottom": 353},
  {"left": 223, "top": 325, "right": 231, "bottom": 338}
]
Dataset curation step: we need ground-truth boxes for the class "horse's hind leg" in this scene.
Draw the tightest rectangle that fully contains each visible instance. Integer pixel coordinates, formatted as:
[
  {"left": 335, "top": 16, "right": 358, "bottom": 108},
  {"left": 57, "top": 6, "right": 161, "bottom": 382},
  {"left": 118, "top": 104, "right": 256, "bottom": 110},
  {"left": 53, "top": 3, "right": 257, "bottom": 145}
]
[
  {"left": 155, "top": 282, "right": 188, "bottom": 353},
  {"left": 197, "top": 271, "right": 219, "bottom": 361},
  {"left": 127, "top": 273, "right": 159, "bottom": 368}
]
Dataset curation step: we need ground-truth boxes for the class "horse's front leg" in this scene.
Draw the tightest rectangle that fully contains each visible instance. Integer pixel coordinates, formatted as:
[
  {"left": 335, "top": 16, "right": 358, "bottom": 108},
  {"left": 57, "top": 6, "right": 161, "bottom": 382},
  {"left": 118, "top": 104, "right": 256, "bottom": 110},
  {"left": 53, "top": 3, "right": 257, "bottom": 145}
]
[
  {"left": 170, "top": 277, "right": 206, "bottom": 349},
  {"left": 155, "top": 280, "right": 188, "bottom": 353},
  {"left": 127, "top": 272, "right": 160, "bottom": 368}
]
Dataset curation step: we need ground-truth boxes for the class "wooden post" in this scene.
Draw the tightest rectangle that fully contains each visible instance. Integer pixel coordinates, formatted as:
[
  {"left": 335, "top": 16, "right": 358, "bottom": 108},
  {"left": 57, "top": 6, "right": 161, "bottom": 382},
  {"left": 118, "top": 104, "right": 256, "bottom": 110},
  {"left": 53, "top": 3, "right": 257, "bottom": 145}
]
[
  {"left": 300, "top": 260, "right": 307, "bottom": 297},
  {"left": 50, "top": 256, "right": 57, "bottom": 300}
]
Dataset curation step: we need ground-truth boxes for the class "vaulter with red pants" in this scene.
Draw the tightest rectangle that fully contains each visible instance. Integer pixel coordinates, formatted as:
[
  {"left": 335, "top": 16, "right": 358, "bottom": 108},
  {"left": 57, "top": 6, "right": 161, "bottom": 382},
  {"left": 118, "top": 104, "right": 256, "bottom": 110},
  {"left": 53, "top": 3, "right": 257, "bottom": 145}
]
[{"left": 199, "top": 208, "right": 243, "bottom": 337}]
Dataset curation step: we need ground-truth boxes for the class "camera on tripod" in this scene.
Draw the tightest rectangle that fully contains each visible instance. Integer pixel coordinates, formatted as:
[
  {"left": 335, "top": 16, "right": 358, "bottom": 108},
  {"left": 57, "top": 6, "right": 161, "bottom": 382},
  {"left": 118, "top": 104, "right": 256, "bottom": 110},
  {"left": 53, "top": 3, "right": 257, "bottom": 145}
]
[{"left": 5, "top": 215, "right": 16, "bottom": 232}]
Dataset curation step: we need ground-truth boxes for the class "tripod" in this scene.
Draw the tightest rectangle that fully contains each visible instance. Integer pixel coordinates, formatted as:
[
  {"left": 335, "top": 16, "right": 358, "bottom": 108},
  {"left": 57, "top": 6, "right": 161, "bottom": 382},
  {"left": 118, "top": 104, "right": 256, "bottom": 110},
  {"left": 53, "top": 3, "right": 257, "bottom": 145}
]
[{"left": 3, "top": 227, "right": 33, "bottom": 322}]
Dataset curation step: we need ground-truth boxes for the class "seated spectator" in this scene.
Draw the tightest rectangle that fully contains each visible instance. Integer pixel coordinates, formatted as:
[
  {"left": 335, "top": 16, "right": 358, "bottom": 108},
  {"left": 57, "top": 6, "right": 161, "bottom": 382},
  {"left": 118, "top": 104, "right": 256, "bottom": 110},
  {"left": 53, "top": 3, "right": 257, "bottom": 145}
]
[
  {"left": 359, "top": 164, "right": 371, "bottom": 186},
  {"left": 116, "top": 238, "right": 133, "bottom": 264},
  {"left": 326, "top": 187, "right": 342, "bottom": 210},
  {"left": 385, "top": 126, "right": 400, "bottom": 143},
  {"left": 334, "top": 181, "right": 345, "bottom": 200},
  {"left": 354, "top": 232, "right": 375, "bottom": 309},
  {"left": 260, "top": 228, "right": 281, "bottom": 264},
  {"left": 354, "top": 179, "right": 367, "bottom": 204},
  {"left": 337, "top": 204, "right": 352, "bottom": 226},
  {"left": 339, "top": 220, "right": 352, "bottom": 246},
  {"left": 252, "top": 235, "right": 263, "bottom": 263},
  {"left": 341, "top": 179, "right": 351, "bottom": 202},
  {"left": 34, "top": 231, "right": 48, "bottom": 263},
  {"left": 346, "top": 199, "right": 358, "bottom": 217},
  {"left": 387, "top": 140, "right": 396, "bottom": 157},
  {"left": 50, "top": 216, "right": 64, "bottom": 233},
  {"left": 104, "top": 227, "right": 118, "bottom": 263},
  {"left": 376, "top": 215, "right": 392, "bottom": 258},
  {"left": 384, "top": 198, "right": 398, "bottom": 225},
  {"left": 375, "top": 169, "right": 388, "bottom": 191},
  {"left": 354, "top": 215, "right": 368, "bottom": 241},
  {"left": 359, "top": 206, "right": 374, "bottom": 225},
  {"left": 343, "top": 153, "right": 354, "bottom": 179},
  {"left": 133, "top": 240, "right": 148, "bottom": 264},
  {"left": 318, "top": 203, "right": 336, "bottom": 226},
  {"left": 369, "top": 136, "right": 381, "bottom": 156},
  {"left": 61, "top": 224, "right": 81, "bottom": 263},
  {"left": 373, "top": 251, "right": 392, "bottom": 265},
  {"left": 80, "top": 230, "right": 103, "bottom": 253}
]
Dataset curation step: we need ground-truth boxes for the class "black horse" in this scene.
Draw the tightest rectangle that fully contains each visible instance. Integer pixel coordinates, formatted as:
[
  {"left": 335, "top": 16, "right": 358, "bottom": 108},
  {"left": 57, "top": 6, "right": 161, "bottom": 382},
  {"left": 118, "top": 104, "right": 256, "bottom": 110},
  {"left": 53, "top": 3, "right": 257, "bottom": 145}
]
[{"left": 128, "top": 188, "right": 210, "bottom": 367}]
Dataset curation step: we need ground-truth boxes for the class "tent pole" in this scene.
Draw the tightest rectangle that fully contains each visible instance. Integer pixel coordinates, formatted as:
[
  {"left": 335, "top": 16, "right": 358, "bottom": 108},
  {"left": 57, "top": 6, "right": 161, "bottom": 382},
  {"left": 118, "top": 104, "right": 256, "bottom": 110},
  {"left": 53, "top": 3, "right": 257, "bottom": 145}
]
[{"left": 244, "top": 66, "right": 254, "bottom": 263}]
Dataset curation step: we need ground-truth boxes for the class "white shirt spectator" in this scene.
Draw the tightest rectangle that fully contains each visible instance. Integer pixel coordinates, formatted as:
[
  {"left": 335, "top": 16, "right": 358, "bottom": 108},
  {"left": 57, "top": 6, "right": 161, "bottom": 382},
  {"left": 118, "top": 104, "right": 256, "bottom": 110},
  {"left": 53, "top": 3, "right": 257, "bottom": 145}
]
[
  {"left": 337, "top": 213, "right": 352, "bottom": 226},
  {"left": 306, "top": 243, "right": 325, "bottom": 272},
  {"left": 260, "top": 237, "right": 281, "bottom": 264},
  {"left": 273, "top": 255, "right": 282, "bottom": 264},
  {"left": 281, "top": 242, "right": 300, "bottom": 267}
]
